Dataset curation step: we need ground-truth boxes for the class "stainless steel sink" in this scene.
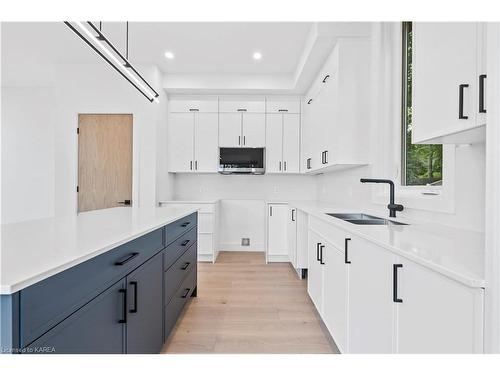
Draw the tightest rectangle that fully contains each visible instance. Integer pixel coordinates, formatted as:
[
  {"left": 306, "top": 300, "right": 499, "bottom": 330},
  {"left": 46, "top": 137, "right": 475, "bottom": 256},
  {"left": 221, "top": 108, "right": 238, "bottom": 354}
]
[{"left": 326, "top": 213, "right": 408, "bottom": 226}]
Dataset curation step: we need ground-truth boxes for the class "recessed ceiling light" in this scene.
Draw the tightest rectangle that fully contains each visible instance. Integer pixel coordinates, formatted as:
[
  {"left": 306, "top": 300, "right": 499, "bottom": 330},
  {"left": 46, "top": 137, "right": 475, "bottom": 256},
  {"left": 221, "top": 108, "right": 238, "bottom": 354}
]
[
  {"left": 164, "top": 51, "right": 175, "bottom": 60},
  {"left": 253, "top": 52, "right": 262, "bottom": 60}
]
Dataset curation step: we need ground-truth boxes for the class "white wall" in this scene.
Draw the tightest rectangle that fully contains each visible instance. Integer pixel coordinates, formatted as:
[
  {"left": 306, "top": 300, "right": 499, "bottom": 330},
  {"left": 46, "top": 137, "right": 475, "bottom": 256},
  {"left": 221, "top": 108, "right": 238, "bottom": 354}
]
[
  {"left": 173, "top": 173, "right": 316, "bottom": 250},
  {"left": 1, "top": 63, "right": 172, "bottom": 223},
  {"left": 1, "top": 87, "right": 55, "bottom": 223}
]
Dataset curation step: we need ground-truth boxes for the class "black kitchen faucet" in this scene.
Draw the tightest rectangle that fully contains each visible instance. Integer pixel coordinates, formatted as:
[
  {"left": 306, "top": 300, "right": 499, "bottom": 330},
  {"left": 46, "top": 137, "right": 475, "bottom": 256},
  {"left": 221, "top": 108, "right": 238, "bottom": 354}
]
[{"left": 360, "top": 178, "right": 404, "bottom": 218}]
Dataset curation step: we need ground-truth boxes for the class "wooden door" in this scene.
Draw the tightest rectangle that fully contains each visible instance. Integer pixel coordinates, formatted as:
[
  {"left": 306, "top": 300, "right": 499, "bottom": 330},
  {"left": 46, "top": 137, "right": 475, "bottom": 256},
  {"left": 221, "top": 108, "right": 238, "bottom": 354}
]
[
  {"left": 265, "top": 113, "right": 283, "bottom": 173},
  {"left": 78, "top": 114, "right": 133, "bottom": 213},
  {"left": 168, "top": 113, "right": 195, "bottom": 172}
]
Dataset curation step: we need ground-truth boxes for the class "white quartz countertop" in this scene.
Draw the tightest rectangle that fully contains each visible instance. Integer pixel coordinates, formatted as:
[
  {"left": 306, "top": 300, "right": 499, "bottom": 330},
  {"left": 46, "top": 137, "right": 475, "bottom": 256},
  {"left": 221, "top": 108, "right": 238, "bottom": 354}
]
[
  {"left": 289, "top": 201, "right": 485, "bottom": 288},
  {"left": 0, "top": 206, "right": 198, "bottom": 294}
]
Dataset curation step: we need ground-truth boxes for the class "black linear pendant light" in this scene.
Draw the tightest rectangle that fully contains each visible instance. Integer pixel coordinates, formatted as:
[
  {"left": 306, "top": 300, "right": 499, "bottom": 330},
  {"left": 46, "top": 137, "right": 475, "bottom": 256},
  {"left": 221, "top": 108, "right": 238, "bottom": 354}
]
[{"left": 64, "top": 21, "right": 160, "bottom": 103}]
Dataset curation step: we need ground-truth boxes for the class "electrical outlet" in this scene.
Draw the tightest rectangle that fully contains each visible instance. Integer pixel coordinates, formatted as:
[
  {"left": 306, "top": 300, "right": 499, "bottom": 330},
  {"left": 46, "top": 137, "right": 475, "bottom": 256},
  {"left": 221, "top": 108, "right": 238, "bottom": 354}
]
[{"left": 241, "top": 238, "right": 250, "bottom": 246}]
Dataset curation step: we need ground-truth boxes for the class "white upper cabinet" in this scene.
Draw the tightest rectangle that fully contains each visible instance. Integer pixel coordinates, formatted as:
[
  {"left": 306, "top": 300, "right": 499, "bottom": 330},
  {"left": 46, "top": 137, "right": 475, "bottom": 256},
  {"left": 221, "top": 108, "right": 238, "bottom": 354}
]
[
  {"left": 265, "top": 112, "right": 300, "bottom": 173},
  {"left": 168, "top": 97, "right": 218, "bottom": 173},
  {"left": 302, "top": 38, "right": 369, "bottom": 173},
  {"left": 265, "top": 98, "right": 301, "bottom": 114},
  {"left": 413, "top": 22, "right": 486, "bottom": 144},
  {"left": 241, "top": 113, "right": 266, "bottom": 147},
  {"left": 218, "top": 113, "right": 242, "bottom": 147},
  {"left": 219, "top": 97, "right": 265, "bottom": 113}
]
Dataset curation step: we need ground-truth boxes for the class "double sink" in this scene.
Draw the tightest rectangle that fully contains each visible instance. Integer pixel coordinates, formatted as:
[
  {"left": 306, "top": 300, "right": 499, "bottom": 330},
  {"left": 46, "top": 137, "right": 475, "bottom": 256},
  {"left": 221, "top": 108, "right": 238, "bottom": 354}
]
[{"left": 327, "top": 213, "right": 408, "bottom": 226}]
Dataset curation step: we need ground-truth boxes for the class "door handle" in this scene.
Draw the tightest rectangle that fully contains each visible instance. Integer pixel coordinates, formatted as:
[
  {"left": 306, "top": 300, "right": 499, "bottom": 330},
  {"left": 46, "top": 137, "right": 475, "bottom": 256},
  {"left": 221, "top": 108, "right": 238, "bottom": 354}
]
[
  {"left": 118, "top": 288, "right": 127, "bottom": 323},
  {"left": 319, "top": 245, "right": 325, "bottom": 265},
  {"left": 129, "top": 281, "right": 138, "bottom": 313},
  {"left": 316, "top": 242, "right": 321, "bottom": 262},
  {"left": 479, "top": 74, "right": 487, "bottom": 113},
  {"left": 393, "top": 264, "right": 403, "bottom": 303},
  {"left": 344, "top": 238, "right": 351, "bottom": 264},
  {"left": 117, "top": 199, "right": 131, "bottom": 205},
  {"left": 459, "top": 84, "right": 469, "bottom": 119},
  {"left": 115, "top": 252, "right": 139, "bottom": 266}
]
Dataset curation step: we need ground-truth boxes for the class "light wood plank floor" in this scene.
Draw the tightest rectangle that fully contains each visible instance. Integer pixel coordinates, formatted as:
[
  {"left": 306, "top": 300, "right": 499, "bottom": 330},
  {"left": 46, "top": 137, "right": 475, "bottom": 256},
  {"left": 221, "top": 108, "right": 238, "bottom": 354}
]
[{"left": 161, "top": 251, "right": 339, "bottom": 354}]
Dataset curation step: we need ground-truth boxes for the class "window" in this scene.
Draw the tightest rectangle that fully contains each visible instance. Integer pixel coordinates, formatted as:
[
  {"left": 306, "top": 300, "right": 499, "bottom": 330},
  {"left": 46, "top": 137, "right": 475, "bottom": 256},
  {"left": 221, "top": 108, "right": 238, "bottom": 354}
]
[{"left": 401, "top": 22, "right": 443, "bottom": 186}]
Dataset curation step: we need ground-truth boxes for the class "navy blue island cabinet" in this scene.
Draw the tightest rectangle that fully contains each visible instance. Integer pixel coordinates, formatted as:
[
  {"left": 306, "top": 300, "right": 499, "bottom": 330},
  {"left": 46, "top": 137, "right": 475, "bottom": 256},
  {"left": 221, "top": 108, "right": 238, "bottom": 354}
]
[{"left": 0, "top": 212, "right": 198, "bottom": 354}]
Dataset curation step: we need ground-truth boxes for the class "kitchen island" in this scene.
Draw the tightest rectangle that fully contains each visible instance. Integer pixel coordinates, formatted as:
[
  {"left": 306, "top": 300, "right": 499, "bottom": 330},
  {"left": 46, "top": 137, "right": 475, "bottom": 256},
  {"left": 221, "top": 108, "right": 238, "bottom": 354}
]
[{"left": 1, "top": 206, "right": 198, "bottom": 354}]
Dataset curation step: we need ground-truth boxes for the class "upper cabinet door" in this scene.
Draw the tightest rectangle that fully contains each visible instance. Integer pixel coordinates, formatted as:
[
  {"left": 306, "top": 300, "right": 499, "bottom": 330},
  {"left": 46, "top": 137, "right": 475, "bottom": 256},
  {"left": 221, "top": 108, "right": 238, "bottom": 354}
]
[
  {"left": 265, "top": 113, "right": 283, "bottom": 173},
  {"left": 348, "top": 237, "right": 396, "bottom": 353},
  {"left": 219, "top": 98, "right": 265, "bottom": 113},
  {"left": 194, "top": 113, "right": 219, "bottom": 172},
  {"left": 242, "top": 113, "right": 266, "bottom": 147},
  {"left": 219, "top": 113, "right": 242, "bottom": 147},
  {"left": 282, "top": 114, "right": 300, "bottom": 173},
  {"left": 266, "top": 99, "right": 301, "bottom": 114},
  {"left": 396, "top": 259, "right": 484, "bottom": 354},
  {"left": 413, "top": 23, "right": 482, "bottom": 144},
  {"left": 169, "top": 97, "right": 218, "bottom": 113},
  {"left": 168, "top": 113, "right": 194, "bottom": 172}
]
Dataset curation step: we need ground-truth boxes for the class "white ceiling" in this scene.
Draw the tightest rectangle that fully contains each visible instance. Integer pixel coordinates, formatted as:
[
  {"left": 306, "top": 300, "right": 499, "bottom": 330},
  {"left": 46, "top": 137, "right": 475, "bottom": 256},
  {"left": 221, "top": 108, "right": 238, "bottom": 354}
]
[{"left": 1, "top": 22, "right": 372, "bottom": 93}]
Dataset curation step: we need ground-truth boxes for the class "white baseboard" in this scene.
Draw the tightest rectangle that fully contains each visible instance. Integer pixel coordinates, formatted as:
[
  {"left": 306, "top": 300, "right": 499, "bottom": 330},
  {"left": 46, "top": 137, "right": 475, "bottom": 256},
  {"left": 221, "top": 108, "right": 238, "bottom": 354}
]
[
  {"left": 267, "top": 254, "right": 290, "bottom": 263},
  {"left": 219, "top": 242, "right": 265, "bottom": 252},
  {"left": 198, "top": 254, "right": 214, "bottom": 262}
]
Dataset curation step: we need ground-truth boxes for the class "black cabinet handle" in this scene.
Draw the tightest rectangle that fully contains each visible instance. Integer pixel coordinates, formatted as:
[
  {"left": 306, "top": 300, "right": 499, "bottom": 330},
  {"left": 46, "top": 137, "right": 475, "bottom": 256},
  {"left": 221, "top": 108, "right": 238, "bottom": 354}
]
[
  {"left": 306, "top": 158, "right": 311, "bottom": 170},
  {"left": 479, "top": 74, "right": 487, "bottom": 113},
  {"left": 284, "top": 161, "right": 287, "bottom": 171},
  {"left": 322, "top": 74, "right": 330, "bottom": 83},
  {"left": 195, "top": 160, "right": 198, "bottom": 170},
  {"left": 181, "top": 262, "right": 190, "bottom": 270},
  {"left": 319, "top": 245, "right": 325, "bottom": 265},
  {"left": 119, "top": 288, "right": 127, "bottom": 323},
  {"left": 181, "top": 222, "right": 190, "bottom": 227},
  {"left": 321, "top": 151, "right": 324, "bottom": 164},
  {"left": 393, "top": 264, "right": 403, "bottom": 303},
  {"left": 279, "top": 161, "right": 282, "bottom": 171},
  {"left": 324, "top": 150, "right": 328, "bottom": 164},
  {"left": 237, "top": 108, "right": 247, "bottom": 112},
  {"left": 459, "top": 84, "right": 469, "bottom": 119},
  {"left": 270, "top": 206, "right": 273, "bottom": 216},
  {"left": 278, "top": 109, "right": 288, "bottom": 112},
  {"left": 238, "top": 135, "right": 241, "bottom": 145},
  {"left": 115, "top": 252, "right": 139, "bottom": 266},
  {"left": 181, "top": 239, "right": 190, "bottom": 246},
  {"left": 291, "top": 209, "right": 295, "bottom": 222},
  {"left": 181, "top": 288, "right": 190, "bottom": 298},
  {"left": 243, "top": 136, "right": 246, "bottom": 145},
  {"left": 189, "top": 108, "right": 199, "bottom": 112},
  {"left": 344, "top": 238, "right": 351, "bottom": 264},
  {"left": 129, "top": 281, "right": 138, "bottom": 313},
  {"left": 307, "top": 99, "right": 313, "bottom": 105},
  {"left": 190, "top": 161, "right": 193, "bottom": 170},
  {"left": 316, "top": 242, "right": 321, "bottom": 261}
]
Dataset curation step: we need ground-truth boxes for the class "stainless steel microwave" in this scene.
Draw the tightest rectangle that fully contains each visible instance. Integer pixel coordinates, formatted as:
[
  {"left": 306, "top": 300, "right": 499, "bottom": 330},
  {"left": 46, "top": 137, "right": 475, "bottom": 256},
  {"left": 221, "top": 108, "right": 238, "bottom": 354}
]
[{"left": 218, "top": 148, "right": 265, "bottom": 174}]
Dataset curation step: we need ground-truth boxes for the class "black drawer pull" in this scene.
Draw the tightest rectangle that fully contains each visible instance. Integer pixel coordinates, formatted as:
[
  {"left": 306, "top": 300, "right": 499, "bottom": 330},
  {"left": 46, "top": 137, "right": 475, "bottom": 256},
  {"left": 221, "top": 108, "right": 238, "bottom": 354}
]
[
  {"left": 316, "top": 242, "right": 321, "bottom": 262},
  {"left": 459, "top": 83, "right": 469, "bottom": 119},
  {"left": 278, "top": 109, "right": 288, "bottom": 112},
  {"left": 322, "top": 74, "right": 330, "bottom": 83},
  {"left": 181, "top": 262, "right": 191, "bottom": 270},
  {"left": 319, "top": 245, "right": 325, "bottom": 265},
  {"left": 479, "top": 74, "right": 487, "bottom": 113},
  {"left": 189, "top": 108, "right": 199, "bottom": 112},
  {"left": 345, "top": 238, "right": 351, "bottom": 264},
  {"left": 181, "top": 221, "right": 191, "bottom": 227},
  {"left": 393, "top": 264, "right": 403, "bottom": 303},
  {"left": 237, "top": 108, "right": 247, "bottom": 112},
  {"left": 129, "top": 281, "right": 138, "bottom": 313},
  {"left": 181, "top": 239, "right": 190, "bottom": 246},
  {"left": 306, "top": 158, "right": 311, "bottom": 169},
  {"left": 307, "top": 99, "right": 313, "bottom": 105},
  {"left": 181, "top": 288, "right": 191, "bottom": 298},
  {"left": 115, "top": 252, "right": 139, "bottom": 266},
  {"left": 119, "top": 288, "right": 127, "bottom": 323}
]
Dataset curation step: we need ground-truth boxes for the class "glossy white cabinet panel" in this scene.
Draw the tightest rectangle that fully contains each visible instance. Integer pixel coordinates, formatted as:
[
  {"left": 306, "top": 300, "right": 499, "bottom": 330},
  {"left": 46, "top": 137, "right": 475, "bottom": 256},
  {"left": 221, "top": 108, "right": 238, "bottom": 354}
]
[
  {"left": 348, "top": 236, "right": 396, "bottom": 353},
  {"left": 194, "top": 113, "right": 218, "bottom": 172},
  {"left": 413, "top": 22, "right": 486, "bottom": 144},
  {"left": 266, "top": 99, "right": 300, "bottom": 114},
  {"left": 396, "top": 258, "right": 484, "bottom": 353},
  {"left": 267, "top": 203, "right": 288, "bottom": 262},
  {"left": 242, "top": 113, "right": 266, "bottom": 147},
  {"left": 198, "top": 212, "right": 215, "bottom": 233},
  {"left": 265, "top": 114, "right": 284, "bottom": 173},
  {"left": 197, "top": 233, "right": 214, "bottom": 255},
  {"left": 287, "top": 207, "right": 297, "bottom": 267},
  {"left": 218, "top": 113, "right": 242, "bottom": 147},
  {"left": 169, "top": 97, "right": 218, "bottom": 113},
  {"left": 168, "top": 113, "right": 195, "bottom": 172},
  {"left": 282, "top": 114, "right": 300, "bottom": 173},
  {"left": 219, "top": 97, "right": 265, "bottom": 113},
  {"left": 307, "top": 230, "right": 323, "bottom": 313},
  {"left": 323, "top": 242, "right": 348, "bottom": 353}
]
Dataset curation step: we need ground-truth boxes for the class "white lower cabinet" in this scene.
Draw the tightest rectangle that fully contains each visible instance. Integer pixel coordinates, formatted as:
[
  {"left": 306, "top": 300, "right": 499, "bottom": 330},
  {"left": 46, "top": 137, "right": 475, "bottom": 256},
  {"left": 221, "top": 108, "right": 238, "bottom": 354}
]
[
  {"left": 395, "top": 258, "right": 484, "bottom": 353},
  {"left": 306, "top": 219, "right": 484, "bottom": 354},
  {"left": 287, "top": 207, "right": 297, "bottom": 266},
  {"left": 266, "top": 203, "right": 288, "bottom": 262}
]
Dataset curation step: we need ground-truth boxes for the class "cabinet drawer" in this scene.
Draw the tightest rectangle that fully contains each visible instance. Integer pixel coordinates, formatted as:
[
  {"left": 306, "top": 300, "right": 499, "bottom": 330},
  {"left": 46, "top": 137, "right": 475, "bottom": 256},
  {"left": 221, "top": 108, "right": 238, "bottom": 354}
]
[
  {"left": 198, "top": 213, "right": 214, "bottom": 233},
  {"left": 219, "top": 98, "right": 265, "bottom": 113},
  {"left": 266, "top": 100, "right": 301, "bottom": 114},
  {"left": 164, "top": 243, "right": 197, "bottom": 305},
  {"left": 164, "top": 268, "right": 197, "bottom": 340},
  {"left": 166, "top": 212, "right": 197, "bottom": 245},
  {"left": 198, "top": 233, "right": 213, "bottom": 255},
  {"left": 19, "top": 228, "right": 164, "bottom": 347},
  {"left": 164, "top": 226, "right": 197, "bottom": 271},
  {"left": 309, "top": 216, "right": 347, "bottom": 251}
]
